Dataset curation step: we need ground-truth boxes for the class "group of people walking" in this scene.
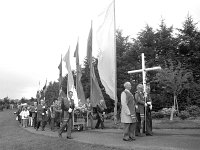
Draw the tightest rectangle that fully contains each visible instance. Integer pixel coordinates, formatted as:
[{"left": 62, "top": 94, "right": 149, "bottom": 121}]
[
  {"left": 17, "top": 99, "right": 51, "bottom": 130},
  {"left": 16, "top": 90, "right": 107, "bottom": 139},
  {"left": 121, "top": 82, "right": 153, "bottom": 141},
  {"left": 16, "top": 82, "right": 152, "bottom": 142}
]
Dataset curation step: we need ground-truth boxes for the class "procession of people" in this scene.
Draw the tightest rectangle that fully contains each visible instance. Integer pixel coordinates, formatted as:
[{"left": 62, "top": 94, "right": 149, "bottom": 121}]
[{"left": 15, "top": 82, "right": 153, "bottom": 142}]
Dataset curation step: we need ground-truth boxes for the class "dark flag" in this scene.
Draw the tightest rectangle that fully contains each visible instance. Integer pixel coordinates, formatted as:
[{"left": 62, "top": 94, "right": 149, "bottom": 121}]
[
  {"left": 58, "top": 54, "right": 62, "bottom": 90},
  {"left": 74, "top": 40, "right": 86, "bottom": 104},
  {"left": 87, "top": 22, "right": 104, "bottom": 107},
  {"left": 42, "top": 79, "right": 47, "bottom": 100}
]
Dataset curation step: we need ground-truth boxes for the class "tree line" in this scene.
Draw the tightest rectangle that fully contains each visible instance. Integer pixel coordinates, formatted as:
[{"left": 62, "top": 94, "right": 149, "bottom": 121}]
[
  {"left": 45, "top": 15, "right": 200, "bottom": 113},
  {"left": 6, "top": 14, "right": 199, "bottom": 113}
]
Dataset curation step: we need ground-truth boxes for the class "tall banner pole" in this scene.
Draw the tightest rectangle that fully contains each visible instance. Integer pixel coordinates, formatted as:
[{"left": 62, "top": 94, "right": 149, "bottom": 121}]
[
  {"left": 90, "top": 21, "right": 93, "bottom": 107},
  {"left": 142, "top": 53, "right": 147, "bottom": 133},
  {"left": 113, "top": 0, "right": 118, "bottom": 124}
]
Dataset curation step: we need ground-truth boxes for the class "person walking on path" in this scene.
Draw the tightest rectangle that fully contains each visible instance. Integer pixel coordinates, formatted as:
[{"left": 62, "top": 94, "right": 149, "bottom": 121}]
[
  {"left": 58, "top": 91, "right": 75, "bottom": 139},
  {"left": 85, "top": 98, "right": 94, "bottom": 129},
  {"left": 135, "top": 84, "right": 147, "bottom": 136},
  {"left": 36, "top": 99, "right": 47, "bottom": 131},
  {"left": 28, "top": 106, "right": 33, "bottom": 127},
  {"left": 50, "top": 101, "right": 56, "bottom": 131},
  {"left": 142, "top": 84, "right": 153, "bottom": 136},
  {"left": 20, "top": 106, "right": 29, "bottom": 128},
  {"left": 32, "top": 102, "right": 38, "bottom": 129},
  {"left": 54, "top": 99, "right": 62, "bottom": 129},
  {"left": 121, "top": 82, "right": 137, "bottom": 141},
  {"left": 95, "top": 100, "right": 107, "bottom": 129}
]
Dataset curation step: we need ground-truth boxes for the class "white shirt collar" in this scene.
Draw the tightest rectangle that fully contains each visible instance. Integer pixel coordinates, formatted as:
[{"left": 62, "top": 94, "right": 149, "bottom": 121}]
[{"left": 125, "top": 89, "right": 130, "bottom": 92}]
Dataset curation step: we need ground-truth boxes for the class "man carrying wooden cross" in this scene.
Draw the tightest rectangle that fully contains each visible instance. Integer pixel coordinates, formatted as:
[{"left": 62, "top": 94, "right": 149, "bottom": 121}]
[
  {"left": 135, "top": 84, "right": 146, "bottom": 136},
  {"left": 128, "top": 53, "right": 161, "bottom": 136},
  {"left": 135, "top": 83, "right": 153, "bottom": 136}
]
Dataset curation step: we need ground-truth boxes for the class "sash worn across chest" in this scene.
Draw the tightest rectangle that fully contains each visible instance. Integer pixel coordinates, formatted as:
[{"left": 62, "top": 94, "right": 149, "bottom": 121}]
[
  {"left": 135, "top": 91, "right": 145, "bottom": 119},
  {"left": 124, "top": 90, "right": 135, "bottom": 115}
]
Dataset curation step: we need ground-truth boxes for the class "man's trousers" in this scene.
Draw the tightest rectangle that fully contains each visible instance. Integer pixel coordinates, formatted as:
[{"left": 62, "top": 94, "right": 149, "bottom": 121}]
[
  {"left": 58, "top": 118, "right": 72, "bottom": 138},
  {"left": 123, "top": 123, "right": 136, "bottom": 140}
]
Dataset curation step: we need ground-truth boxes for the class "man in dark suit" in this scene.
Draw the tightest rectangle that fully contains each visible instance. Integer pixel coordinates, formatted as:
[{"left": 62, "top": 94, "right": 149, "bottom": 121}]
[
  {"left": 36, "top": 99, "right": 47, "bottom": 131},
  {"left": 58, "top": 91, "right": 75, "bottom": 139},
  {"left": 32, "top": 102, "right": 38, "bottom": 129},
  {"left": 143, "top": 84, "right": 153, "bottom": 136},
  {"left": 135, "top": 84, "right": 146, "bottom": 136},
  {"left": 95, "top": 99, "right": 107, "bottom": 129}
]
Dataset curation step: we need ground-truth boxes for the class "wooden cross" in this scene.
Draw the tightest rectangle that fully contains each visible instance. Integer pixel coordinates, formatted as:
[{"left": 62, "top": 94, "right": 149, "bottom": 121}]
[
  {"left": 128, "top": 53, "right": 161, "bottom": 132},
  {"left": 128, "top": 53, "right": 161, "bottom": 96}
]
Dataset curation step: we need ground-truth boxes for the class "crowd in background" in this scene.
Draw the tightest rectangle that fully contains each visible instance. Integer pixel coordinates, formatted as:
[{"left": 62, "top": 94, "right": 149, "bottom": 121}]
[{"left": 15, "top": 96, "right": 107, "bottom": 134}]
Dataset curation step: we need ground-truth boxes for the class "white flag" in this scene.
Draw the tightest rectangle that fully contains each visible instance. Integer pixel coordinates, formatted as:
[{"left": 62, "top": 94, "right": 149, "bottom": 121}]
[
  {"left": 63, "top": 47, "right": 79, "bottom": 106},
  {"left": 95, "top": 1, "right": 116, "bottom": 100},
  {"left": 63, "top": 47, "right": 74, "bottom": 93}
]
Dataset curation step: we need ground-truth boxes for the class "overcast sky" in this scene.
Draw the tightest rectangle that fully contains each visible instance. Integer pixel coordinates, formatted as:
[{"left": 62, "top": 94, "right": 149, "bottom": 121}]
[{"left": 0, "top": 0, "right": 199, "bottom": 99}]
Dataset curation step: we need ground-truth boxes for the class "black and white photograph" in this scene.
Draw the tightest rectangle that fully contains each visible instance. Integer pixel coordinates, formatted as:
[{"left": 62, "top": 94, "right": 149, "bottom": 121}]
[{"left": 0, "top": 0, "right": 200, "bottom": 150}]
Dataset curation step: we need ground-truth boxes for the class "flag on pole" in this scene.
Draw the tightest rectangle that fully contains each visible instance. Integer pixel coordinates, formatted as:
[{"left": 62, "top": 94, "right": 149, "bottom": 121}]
[
  {"left": 58, "top": 54, "right": 62, "bottom": 90},
  {"left": 63, "top": 47, "right": 75, "bottom": 97},
  {"left": 95, "top": 0, "right": 116, "bottom": 101},
  {"left": 43, "top": 79, "right": 47, "bottom": 94},
  {"left": 42, "top": 79, "right": 48, "bottom": 100},
  {"left": 87, "top": 23, "right": 93, "bottom": 68},
  {"left": 74, "top": 40, "right": 86, "bottom": 104},
  {"left": 90, "top": 63, "right": 104, "bottom": 107},
  {"left": 87, "top": 22, "right": 104, "bottom": 107}
]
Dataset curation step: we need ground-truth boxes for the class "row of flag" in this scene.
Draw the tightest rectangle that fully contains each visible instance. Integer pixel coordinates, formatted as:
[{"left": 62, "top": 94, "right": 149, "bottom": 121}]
[{"left": 58, "top": 0, "right": 116, "bottom": 108}]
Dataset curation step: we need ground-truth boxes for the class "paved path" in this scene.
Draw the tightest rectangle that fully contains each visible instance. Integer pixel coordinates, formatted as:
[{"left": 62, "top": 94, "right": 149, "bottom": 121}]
[
  {"left": 25, "top": 121, "right": 200, "bottom": 150},
  {"left": 2, "top": 109, "right": 200, "bottom": 150}
]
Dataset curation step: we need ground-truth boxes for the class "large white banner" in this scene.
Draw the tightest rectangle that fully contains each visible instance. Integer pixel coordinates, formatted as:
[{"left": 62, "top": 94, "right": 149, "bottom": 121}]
[{"left": 95, "top": 1, "right": 116, "bottom": 100}]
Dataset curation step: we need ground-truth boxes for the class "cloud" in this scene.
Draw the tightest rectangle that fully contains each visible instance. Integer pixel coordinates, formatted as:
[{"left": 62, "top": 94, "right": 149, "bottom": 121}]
[
  {"left": 0, "top": 0, "right": 200, "bottom": 99},
  {"left": 0, "top": 68, "right": 38, "bottom": 99}
]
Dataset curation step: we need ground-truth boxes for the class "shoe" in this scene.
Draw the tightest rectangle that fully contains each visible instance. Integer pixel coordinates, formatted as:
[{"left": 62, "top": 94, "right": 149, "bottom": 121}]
[
  {"left": 129, "top": 137, "right": 136, "bottom": 141},
  {"left": 58, "top": 133, "right": 62, "bottom": 138},
  {"left": 123, "top": 138, "right": 132, "bottom": 142},
  {"left": 67, "top": 136, "right": 73, "bottom": 139},
  {"left": 136, "top": 133, "right": 143, "bottom": 137},
  {"left": 146, "top": 133, "right": 153, "bottom": 136}
]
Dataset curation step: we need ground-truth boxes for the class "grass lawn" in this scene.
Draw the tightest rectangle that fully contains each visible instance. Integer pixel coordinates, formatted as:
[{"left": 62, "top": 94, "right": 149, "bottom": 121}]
[
  {"left": 1, "top": 109, "right": 200, "bottom": 150},
  {"left": 0, "top": 109, "right": 123, "bottom": 150},
  {"left": 153, "top": 117, "right": 200, "bottom": 129},
  {"left": 103, "top": 117, "right": 200, "bottom": 129}
]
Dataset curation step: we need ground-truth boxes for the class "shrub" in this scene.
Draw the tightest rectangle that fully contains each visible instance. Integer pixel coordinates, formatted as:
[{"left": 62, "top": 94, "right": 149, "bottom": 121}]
[
  {"left": 160, "top": 107, "right": 178, "bottom": 117},
  {"left": 179, "top": 110, "right": 190, "bottom": 120},
  {"left": 186, "top": 105, "right": 200, "bottom": 117},
  {"left": 0, "top": 105, "right": 3, "bottom": 111},
  {"left": 160, "top": 108, "right": 171, "bottom": 117},
  {"left": 152, "top": 111, "right": 164, "bottom": 119}
]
